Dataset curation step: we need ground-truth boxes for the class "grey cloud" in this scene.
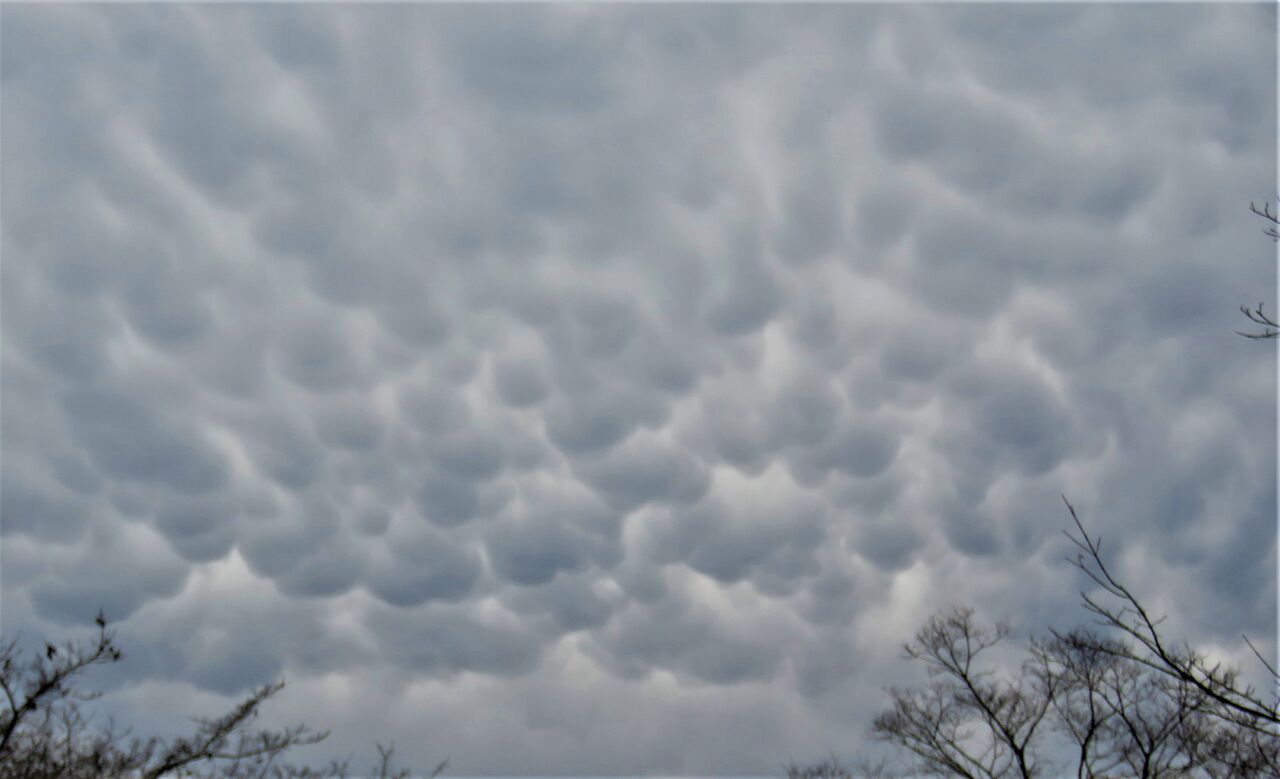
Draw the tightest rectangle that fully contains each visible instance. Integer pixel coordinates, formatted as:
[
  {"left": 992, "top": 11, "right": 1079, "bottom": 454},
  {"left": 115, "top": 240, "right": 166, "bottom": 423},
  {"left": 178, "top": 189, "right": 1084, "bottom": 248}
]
[
  {"left": 833, "top": 471, "right": 903, "bottom": 516},
  {"left": 376, "top": 289, "right": 453, "bottom": 348},
  {"left": 617, "top": 327, "right": 698, "bottom": 395},
  {"left": 28, "top": 532, "right": 189, "bottom": 625},
  {"left": 544, "top": 385, "right": 666, "bottom": 456},
  {"left": 1132, "top": 260, "right": 1234, "bottom": 336},
  {"left": 61, "top": 387, "right": 229, "bottom": 495},
  {"left": 878, "top": 326, "right": 966, "bottom": 383},
  {"left": 373, "top": 519, "right": 482, "bottom": 596},
  {"left": 100, "top": 12, "right": 306, "bottom": 208},
  {"left": 590, "top": 595, "right": 783, "bottom": 685},
  {"left": 693, "top": 388, "right": 776, "bottom": 474},
  {"left": 689, "top": 512, "right": 822, "bottom": 589},
  {"left": 366, "top": 605, "right": 544, "bottom": 678},
  {"left": 502, "top": 574, "right": 614, "bottom": 634},
  {"left": 493, "top": 356, "right": 550, "bottom": 407},
  {"left": 939, "top": 503, "right": 1000, "bottom": 558},
  {"left": 855, "top": 184, "right": 916, "bottom": 252},
  {"left": 575, "top": 437, "right": 712, "bottom": 513},
  {"left": 253, "top": 6, "right": 341, "bottom": 70},
  {"left": 486, "top": 519, "right": 589, "bottom": 587},
  {"left": 941, "top": 361, "right": 1080, "bottom": 478},
  {"left": 437, "top": 7, "right": 618, "bottom": 114},
  {"left": 848, "top": 519, "right": 922, "bottom": 573},
  {"left": 245, "top": 416, "right": 326, "bottom": 490},
  {"left": 365, "top": 539, "right": 482, "bottom": 608},
  {"left": 153, "top": 495, "right": 238, "bottom": 563},
  {"left": 121, "top": 260, "right": 213, "bottom": 348},
  {"left": 513, "top": 490, "right": 626, "bottom": 571},
  {"left": 1207, "top": 486, "right": 1276, "bottom": 620},
  {"left": 415, "top": 473, "right": 481, "bottom": 527},
  {"left": 797, "top": 570, "right": 861, "bottom": 627},
  {"left": 1, "top": 4, "right": 1273, "bottom": 774},
  {"left": 679, "top": 634, "right": 782, "bottom": 685},
  {"left": 770, "top": 377, "right": 844, "bottom": 449},
  {"left": 109, "top": 487, "right": 156, "bottom": 520},
  {"left": 274, "top": 544, "right": 366, "bottom": 599},
  {"left": 875, "top": 76, "right": 1163, "bottom": 227},
  {"left": 771, "top": 162, "right": 843, "bottom": 267},
  {"left": 185, "top": 331, "right": 272, "bottom": 401},
  {"left": 899, "top": 213, "right": 1020, "bottom": 317},
  {"left": 46, "top": 450, "right": 101, "bottom": 495},
  {"left": 785, "top": 296, "right": 842, "bottom": 355},
  {"left": 874, "top": 90, "right": 946, "bottom": 161},
  {"left": 978, "top": 382, "right": 1067, "bottom": 453},
  {"left": 186, "top": 638, "right": 283, "bottom": 696},
  {"left": 10, "top": 292, "right": 114, "bottom": 383},
  {"left": 236, "top": 497, "right": 340, "bottom": 578},
  {"left": 648, "top": 500, "right": 827, "bottom": 589},
  {"left": 704, "top": 254, "right": 782, "bottom": 336},
  {"left": 937, "top": 3, "right": 1275, "bottom": 153},
  {"left": 793, "top": 637, "right": 861, "bottom": 700},
  {"left": 428, "top": 429, "right": 505, "bottom": 481},
  {"left": 790, "top": 421, "right": 902, "bottom": 484},
  {"left": 107, "top": 594, "right": 371, "bottom": 696},
  {"left": 355, "top": 506, "right": 391, "bottom": 536},
  {"left": 570, "top": 292, "right": 638, "bottom": 358},
  {"left": 433, "top": 342, "right": 483, "bottom": 386},
  {"left": 397, "top": 382, "right": 471, "bottom": 436},
  {"left": 275, "top": 316, "right": 363, "bottom": 393},
  {"left": 313, "top": 401, "right": 385, "bottom": 452},
  {"left": 0, "top": 462, "right": 92, "bottom": 544}
]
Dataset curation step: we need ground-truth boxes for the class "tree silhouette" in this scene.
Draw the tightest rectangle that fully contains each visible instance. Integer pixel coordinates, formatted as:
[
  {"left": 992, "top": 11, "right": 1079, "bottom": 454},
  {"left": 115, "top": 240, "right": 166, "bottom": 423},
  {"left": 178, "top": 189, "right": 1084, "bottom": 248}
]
[
  {"left": 818, "top": 499, "right": 1280, "bottom": 778},
  {"left": 1060, "top": 498, "right": 1278, "bottom": 734},
  {"left": 0, "top": 614, "right": 446, "bottom": 779},
  {"left": 1237, "top": 199, "right": 1279, "bottom": 339}
]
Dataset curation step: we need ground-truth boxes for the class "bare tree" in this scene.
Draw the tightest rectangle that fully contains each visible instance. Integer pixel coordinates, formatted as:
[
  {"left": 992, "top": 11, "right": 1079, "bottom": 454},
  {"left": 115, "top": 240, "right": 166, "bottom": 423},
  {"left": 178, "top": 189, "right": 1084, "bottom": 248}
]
[
  {"left": 1250, "top": 200, "right": 1280, "bottom": 242},
  {"left": 1061, "top": 497, "right": 1278, "bottom": 730},
  {"left": 0, "top": 613, "right": 445, "bottom": 779},
  {"left": 1031, "top": 628, "right": 1212, "bottom": 778},
  {"left": 1059, "top": 498, "right": 1279, "bottom": 755},
  {"left": 1237, "top": 199, "right": 1279, "bottom": 339},
  {"left": 783, "top": 752, "right": 894, "bottom": 779},
  {"left": 791, "top": 498, "right": 1278, "bottom": 778},
  {"left": 871, "top": 609, "right": 1055, "bottom": 779},
  {"left": 866, "top": 610, "right": 1277, "bottom": 778},
  {"left": 783, "top": 754, "right": 856, "bottom": 779}
]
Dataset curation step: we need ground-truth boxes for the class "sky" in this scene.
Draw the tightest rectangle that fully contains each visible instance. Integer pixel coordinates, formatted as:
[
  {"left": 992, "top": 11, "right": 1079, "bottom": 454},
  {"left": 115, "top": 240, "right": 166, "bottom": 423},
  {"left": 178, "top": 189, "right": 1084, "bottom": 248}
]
[{"left": 0, "top": 3, "right": 1276, "bottom": 776}]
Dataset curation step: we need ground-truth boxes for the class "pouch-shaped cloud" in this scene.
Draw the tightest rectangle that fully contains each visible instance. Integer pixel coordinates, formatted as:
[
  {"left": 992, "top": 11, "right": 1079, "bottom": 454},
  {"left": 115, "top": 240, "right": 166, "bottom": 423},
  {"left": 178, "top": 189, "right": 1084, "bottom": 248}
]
[{"left": 0, "top": 3, "right": 1273, "bottom": 775}]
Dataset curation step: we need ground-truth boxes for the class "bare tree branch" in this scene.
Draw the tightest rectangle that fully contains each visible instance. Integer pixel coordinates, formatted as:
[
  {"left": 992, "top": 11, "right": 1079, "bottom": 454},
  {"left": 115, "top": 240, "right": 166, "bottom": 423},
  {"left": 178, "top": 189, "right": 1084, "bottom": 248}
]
[
  {"left": 1239, "top": 200, "right": 1279, "bottom": 337},
  {"left": 1061, "top": 496, "right": 1279, "bottom": 732},
  {"left": 814, "top": 499, "right": 1280, "bottom": 779},
  {"left": 1249, "top": 200, "right": 1280, "bottom": 241},
  {"left": 0, "top": 614, "right": 443, "bottom": 779}
]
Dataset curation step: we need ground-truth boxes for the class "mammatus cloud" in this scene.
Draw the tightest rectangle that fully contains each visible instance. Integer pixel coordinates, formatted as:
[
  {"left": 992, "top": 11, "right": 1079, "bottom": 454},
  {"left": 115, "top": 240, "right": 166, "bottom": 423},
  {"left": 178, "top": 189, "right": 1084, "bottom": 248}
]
[{"left": 1, "top": 4, "right": 1275, "bottom": 773}]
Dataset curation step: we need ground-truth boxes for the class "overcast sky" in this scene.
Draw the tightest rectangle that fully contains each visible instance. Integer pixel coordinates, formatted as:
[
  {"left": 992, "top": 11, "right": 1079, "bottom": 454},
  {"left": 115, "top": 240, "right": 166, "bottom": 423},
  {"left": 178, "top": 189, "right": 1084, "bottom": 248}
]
[{"left": 1, "top": 3, "right": 1276, "bottom": 775}]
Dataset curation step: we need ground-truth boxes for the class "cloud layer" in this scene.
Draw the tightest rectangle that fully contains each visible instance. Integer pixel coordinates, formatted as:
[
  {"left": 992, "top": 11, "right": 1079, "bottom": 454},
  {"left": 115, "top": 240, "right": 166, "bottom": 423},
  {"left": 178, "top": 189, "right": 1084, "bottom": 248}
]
[{"left": 2, "top": 4, "right": 1275, "bottom": 773}]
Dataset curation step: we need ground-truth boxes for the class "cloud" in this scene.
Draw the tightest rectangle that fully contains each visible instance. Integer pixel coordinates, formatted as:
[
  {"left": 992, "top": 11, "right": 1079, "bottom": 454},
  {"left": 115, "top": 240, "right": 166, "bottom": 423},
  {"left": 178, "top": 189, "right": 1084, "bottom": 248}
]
[
  {"left": 575, "top": 435, "right": 712, "bottom": 513},
  {"left": 493, "top": 355, "right": 551, "bottom": 408},
  {"left": 61, "top": 387, "right": 230, "bottom": 495},
  {"left": 365, "top": 604, "right": 545, "bottom": 679},
  {"left": 365, "top": 524, "right": 482, "bottom": 608},
  {"left": 1, "top": 3, "right": 1274, "bottom": 774}
]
